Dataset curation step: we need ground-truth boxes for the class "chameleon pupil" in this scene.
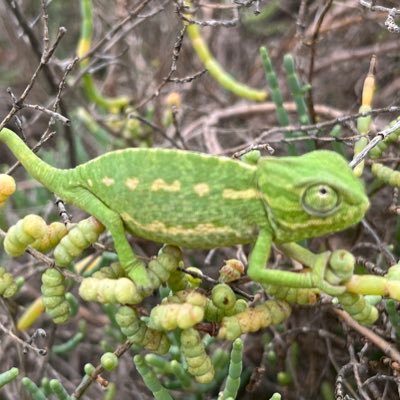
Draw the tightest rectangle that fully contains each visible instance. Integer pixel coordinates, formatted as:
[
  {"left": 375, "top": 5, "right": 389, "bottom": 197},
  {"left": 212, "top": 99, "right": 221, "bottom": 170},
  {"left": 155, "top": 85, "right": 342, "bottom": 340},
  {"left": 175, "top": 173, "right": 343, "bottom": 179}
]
[{"left": 301, "top": 184, "right": 339, "bottom": 216}]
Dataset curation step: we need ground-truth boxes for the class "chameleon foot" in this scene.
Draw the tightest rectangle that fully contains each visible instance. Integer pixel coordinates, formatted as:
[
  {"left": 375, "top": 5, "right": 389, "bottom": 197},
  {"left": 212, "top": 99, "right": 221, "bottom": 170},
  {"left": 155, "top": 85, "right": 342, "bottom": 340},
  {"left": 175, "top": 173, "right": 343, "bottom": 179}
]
[
  {"left": 311, "top": 251, "right": 346, "bottom": 296},
  {"left": 126, "top": 262, "right": 153, "bottom": 295}
]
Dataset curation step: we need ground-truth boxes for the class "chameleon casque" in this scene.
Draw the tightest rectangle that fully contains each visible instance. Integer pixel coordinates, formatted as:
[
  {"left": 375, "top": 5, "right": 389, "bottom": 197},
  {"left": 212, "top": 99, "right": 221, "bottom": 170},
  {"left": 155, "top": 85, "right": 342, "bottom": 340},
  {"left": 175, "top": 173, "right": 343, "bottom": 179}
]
[{"left": 0, "top": 128, "right": 369, "bottom": 293}]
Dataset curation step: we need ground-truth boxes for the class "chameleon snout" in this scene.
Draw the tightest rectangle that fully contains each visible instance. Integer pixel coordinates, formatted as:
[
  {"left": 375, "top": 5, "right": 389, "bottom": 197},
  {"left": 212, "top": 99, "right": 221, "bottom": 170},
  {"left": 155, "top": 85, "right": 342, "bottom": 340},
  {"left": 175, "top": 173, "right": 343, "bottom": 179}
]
[{"left": 350, "top": 191, "right": 369, "bottom": 222}]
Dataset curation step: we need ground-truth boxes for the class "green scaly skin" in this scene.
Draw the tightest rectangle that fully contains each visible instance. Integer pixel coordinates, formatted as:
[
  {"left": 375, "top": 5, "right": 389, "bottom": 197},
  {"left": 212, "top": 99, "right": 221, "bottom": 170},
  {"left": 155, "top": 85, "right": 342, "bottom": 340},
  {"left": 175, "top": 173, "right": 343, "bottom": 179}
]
[{"left": 0, "top": 128, "right": 369, "bottom": 294}]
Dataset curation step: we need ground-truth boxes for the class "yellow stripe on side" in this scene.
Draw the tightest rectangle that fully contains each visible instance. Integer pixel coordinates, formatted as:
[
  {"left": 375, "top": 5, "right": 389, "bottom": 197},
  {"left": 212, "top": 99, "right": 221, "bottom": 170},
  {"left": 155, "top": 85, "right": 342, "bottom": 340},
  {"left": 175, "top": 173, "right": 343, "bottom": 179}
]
[
  {"left": 222, "top": 188, "right": 258, "bottom": 200},
  {"left": 121, "top": 212, "right": 238, "bottom": 238}
]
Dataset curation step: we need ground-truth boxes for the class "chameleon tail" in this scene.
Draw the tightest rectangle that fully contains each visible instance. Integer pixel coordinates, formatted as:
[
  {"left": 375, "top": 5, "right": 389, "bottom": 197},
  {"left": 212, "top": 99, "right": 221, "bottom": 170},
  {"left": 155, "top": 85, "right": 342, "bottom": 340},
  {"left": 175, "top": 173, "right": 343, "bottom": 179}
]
[{"left": 0, "top": 128, "right": 66, "bottom": 194}]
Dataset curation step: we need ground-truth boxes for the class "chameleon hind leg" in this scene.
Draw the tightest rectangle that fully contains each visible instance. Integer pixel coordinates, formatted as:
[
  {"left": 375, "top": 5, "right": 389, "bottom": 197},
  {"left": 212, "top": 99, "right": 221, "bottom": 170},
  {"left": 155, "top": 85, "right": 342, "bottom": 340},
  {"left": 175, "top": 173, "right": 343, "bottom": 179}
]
[
  {"left": 64, "top": 186, "right": 152, "bottom": 290},
  {"left": 247, "top": 229, "right": 345, "bottom": 295}
]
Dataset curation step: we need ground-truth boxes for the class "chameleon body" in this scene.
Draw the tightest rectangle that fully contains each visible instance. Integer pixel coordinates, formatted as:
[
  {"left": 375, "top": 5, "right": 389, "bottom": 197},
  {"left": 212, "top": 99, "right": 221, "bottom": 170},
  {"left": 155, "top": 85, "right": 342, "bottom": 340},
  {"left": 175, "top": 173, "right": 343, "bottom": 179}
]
[{"left": 0, "top": 128, "right": 369, "bottom": 292}]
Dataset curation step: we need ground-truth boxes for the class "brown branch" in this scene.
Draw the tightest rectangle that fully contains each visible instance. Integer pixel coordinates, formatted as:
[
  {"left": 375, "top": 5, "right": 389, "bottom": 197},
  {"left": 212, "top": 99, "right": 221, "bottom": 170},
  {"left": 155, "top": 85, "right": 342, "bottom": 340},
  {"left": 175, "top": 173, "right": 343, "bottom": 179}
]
[
  {"left": 306, "top": 0, "right": 334, "bottom": 123},
  {"left": 333, "top": 308, "right": 400, "bottom": 364},
  {"left": 71, "top": 341, "right": 132, "bottom": 399}
]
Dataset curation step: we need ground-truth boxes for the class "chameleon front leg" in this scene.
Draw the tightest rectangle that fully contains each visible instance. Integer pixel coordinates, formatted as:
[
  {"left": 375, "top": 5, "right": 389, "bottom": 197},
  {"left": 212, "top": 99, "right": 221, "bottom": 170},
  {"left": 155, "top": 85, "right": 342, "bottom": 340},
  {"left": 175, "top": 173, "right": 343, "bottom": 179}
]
[
  {"left": 247, "top": 230, "right": 346, "bottom": 295},
  {"left": 247, "top": 230, "right": 315, "bottom": 288},
  {"left": 65, "top": 187, "right": 152, "bottom": 290}
]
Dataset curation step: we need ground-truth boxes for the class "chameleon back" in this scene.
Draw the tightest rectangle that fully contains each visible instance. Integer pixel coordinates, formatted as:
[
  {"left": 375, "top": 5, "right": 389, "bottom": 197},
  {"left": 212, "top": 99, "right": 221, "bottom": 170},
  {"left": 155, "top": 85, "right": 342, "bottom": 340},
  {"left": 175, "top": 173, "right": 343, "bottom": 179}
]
[{"left": 74, "top": 148, "right": 268, "bottom": 248}]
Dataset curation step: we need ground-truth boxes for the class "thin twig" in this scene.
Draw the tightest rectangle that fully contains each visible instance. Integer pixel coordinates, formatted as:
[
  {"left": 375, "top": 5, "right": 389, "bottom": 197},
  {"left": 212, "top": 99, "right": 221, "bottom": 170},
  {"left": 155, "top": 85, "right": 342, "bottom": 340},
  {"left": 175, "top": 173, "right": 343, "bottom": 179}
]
[
  {"left": 71, "top": 341, "right": 132, "bottom": 399},
  {"left": 349, "top": 118, "right": 400, "bottom": 168},
  {"left": 0, "top": 319, "right": 46, "bottom": 356},
  {"left": 359, "top": 0, "right": 400, "bottom": 15},
  {"left": 306, "top": 0, "right": 334, "bottom": 123},
  {"left": 333, "top": 308, "right": 400, "bottom": 365},
  {"left": 23, "top": 104, "right": 70, "bottom": 125}
]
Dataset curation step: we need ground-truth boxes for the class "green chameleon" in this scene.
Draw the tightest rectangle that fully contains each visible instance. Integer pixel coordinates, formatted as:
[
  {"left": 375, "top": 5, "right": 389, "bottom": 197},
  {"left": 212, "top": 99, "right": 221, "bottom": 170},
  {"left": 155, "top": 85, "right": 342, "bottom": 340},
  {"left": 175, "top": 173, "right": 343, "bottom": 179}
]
[{"left": 0, "top": 128, "right": 369, "bottom": 293}]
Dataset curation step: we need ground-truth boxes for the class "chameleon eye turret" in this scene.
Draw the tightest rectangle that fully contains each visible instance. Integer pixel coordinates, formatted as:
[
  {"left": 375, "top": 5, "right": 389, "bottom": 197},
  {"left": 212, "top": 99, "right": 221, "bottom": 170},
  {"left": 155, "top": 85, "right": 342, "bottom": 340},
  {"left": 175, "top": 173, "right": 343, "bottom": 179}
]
[{"left": 301, "top": 183, "right": 339, "bottom": 217}]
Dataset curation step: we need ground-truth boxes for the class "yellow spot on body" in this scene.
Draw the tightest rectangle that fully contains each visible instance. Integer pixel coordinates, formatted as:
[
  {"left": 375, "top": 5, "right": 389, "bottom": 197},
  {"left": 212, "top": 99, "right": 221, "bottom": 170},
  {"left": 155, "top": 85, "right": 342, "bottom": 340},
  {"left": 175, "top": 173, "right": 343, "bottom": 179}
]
[
  {"left": 151, "top": 178, "right": 181, "bottom": 192},
  {"left": 125, "top": 177, "right": 139, "bottom": 191},
  {"left": 223, "top": 188, "right": 258, "bottom": 200},
  {"left": 102, "top": 177, "right": 115, "bottom": 187},
  {"left": 193, "top": 183, "right": 210, "bottom": 197},
  {"left": 87, "top": 179, "right": 93, "bottom": 187}
]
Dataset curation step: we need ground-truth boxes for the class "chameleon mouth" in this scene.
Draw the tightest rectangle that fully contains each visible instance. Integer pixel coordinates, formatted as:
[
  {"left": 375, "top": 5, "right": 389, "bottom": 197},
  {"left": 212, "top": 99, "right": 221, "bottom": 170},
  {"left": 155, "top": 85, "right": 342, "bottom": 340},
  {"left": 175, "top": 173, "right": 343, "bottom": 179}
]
[{"left": 356, "top": 197, "right": 370, "bottom": 220}]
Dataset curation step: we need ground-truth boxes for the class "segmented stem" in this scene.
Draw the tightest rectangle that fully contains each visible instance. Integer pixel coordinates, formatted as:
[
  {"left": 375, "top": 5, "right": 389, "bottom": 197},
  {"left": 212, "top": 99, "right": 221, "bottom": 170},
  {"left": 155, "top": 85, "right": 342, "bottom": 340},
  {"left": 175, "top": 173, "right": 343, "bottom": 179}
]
[
  {"left": 260, "top": 46, "right": 296, "bottom": 155},
  {"left": 185, "top": 7, "right": 267, "bottom": 102}
]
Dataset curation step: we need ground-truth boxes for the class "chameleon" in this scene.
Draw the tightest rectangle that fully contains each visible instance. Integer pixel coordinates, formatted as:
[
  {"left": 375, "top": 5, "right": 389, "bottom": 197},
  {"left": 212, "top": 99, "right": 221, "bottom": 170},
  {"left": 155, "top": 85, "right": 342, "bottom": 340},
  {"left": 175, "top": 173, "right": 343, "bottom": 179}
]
[{"left": 0, "top": 127, "right": 369, "bottom": 293}]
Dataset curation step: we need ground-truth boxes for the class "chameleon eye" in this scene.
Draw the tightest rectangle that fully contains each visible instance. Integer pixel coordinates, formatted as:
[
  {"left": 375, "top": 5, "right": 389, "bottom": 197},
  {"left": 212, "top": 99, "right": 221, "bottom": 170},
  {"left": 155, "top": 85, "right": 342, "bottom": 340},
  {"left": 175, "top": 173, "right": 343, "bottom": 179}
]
[{"left": 301, "top": 184, "right": 339, "bottom": 216}]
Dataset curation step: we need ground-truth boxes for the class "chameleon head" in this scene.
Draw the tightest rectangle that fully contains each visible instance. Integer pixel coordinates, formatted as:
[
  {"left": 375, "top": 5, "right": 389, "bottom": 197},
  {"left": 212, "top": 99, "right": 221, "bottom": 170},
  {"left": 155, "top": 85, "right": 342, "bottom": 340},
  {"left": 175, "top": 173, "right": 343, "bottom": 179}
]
[{"left": 256, "top": 150, "right": 369, "bottom": 243}]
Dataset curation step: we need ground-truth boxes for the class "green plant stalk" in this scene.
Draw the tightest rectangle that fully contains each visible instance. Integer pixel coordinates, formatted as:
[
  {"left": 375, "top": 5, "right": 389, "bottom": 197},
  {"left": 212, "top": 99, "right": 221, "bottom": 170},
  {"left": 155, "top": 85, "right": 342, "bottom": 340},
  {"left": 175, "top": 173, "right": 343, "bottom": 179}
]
[
  {"left": 212, "top": 348, "right": 230, "bottom": 370},
  {"left": 282, "top": 54, "right": 315, "bottom": 151},
  {"left": 40, "top": 377, "right": 52, "bottom": 396},
  {"left": 384, "top": 299, "right": 400, "bottom": 339},
  {"left": 186, "top": 23, "right": 267, "bottom": 102},
  {"left": 329, "top": 124, "right": 345, "bottom": 155},
  {"left": 53, "top": 332, "right": 85, "bottom": 354},
  {"left": 170, "top": 360, "right": 192, "bottom": 388},
  {"left": 75, "top": 108, "right": 123, "bottom": 149},
  {"left": 78, "top": 0, "right": 129, "bottom": 112},
  {"left": 50, "top": 379, "right": 73, "bottom": 400},
  {"left": 260, "top": 46, "right": 296, "bottom": 155},
  {"left": 81, "top": 75, "right": 129, "bottom": 112},
  {"left": 222, "top": 339, "right": 243, "bottom": 400},
  {"left": 103, "top": 383, "right": 116, "bottom": 400},
  {"left": 354, "top": 105, "right": 371, "bottom": 177},
  {"left": 180, "top": 328, "right": 214, "bottom": 383},
  {"left": 0, "top": 367, "right": 18, "bottom": 388},
  {"left": 66, "top": 293, "right": 80, "bottom": 318},
  {"left": 77, "top": 0, "right": 92, "bottom": 62},
  {"left": 269, "top": 394, "right": 282, "bottom": 400},
  {"left": 116, "top": 306, "right": 171, "bottom": 354},
  {"left": 370, "top": 116, "right": 400, "bottom": 159},
  {"left": 41, "top": 268, "right": 70, "bottom": 324},
  {"left": 371, "top": 163, "right": 400, "bottom": 188},
  {"left": 320, "top": 380, "right": 335, "bottom": 400},
  {"left": 22, "top": 377, "right": 47, "bottom": 400},
  {"left": 346, "top": 275, "right": 400, "bottom": 300},
  {"left": 144, "top": 354, "right": 173, "bottom": 374},
  {"left": 354, "top": 57, "right": 375, "bottom": 175},
  {"left": 337, "top": 293, "right": 378, "bottom": 325},
  {"left": 133, "top": 355, "right": 173, "bottom": 400}
]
